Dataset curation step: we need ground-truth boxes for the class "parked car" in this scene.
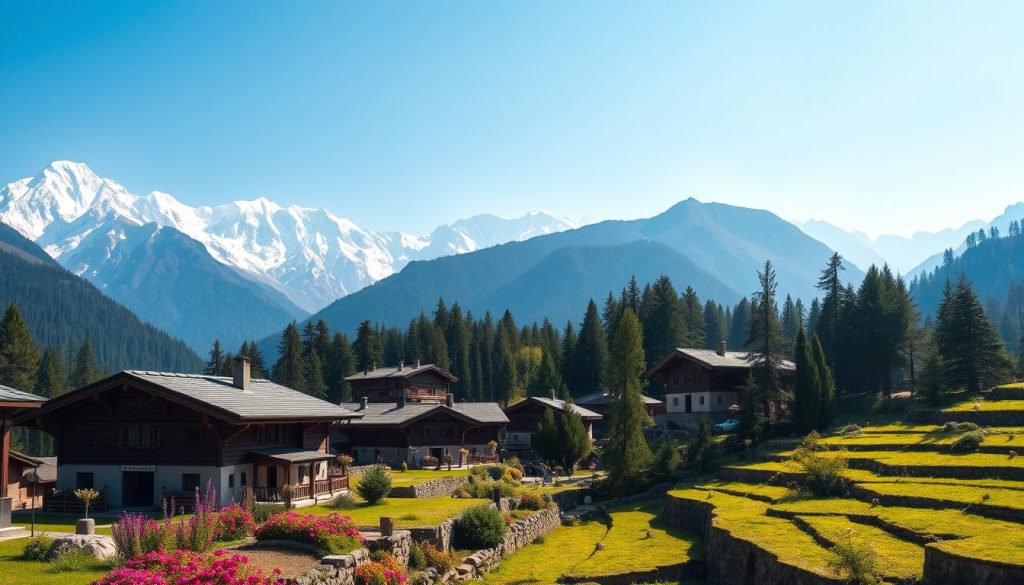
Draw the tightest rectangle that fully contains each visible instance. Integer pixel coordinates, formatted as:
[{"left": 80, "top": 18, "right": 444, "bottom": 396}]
[{"left": 712, "top": 418, "right": 741, "bottom": 433}]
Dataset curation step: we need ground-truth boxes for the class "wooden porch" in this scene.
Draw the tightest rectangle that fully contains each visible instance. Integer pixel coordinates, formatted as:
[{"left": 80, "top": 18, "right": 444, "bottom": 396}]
[{"left": 253, "top": 473, "right": 349, "bottom": 502}]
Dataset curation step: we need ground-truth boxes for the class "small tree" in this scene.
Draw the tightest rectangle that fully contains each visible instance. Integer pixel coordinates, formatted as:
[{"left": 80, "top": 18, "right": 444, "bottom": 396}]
[
  {"left": 533, "top": 409, "right": 561, "bottom": 465},
  {"left": 687, "top": 416, "right": 715, "bottom": 472},
  {"left": 337, "top": 454, "right": 354, "bottom": 475},
  {"left": 651, "top": 440, "right": 683, "bottom": 480},
  {"left": 357, "top": 465, "right": 393, "bottom": 504},
  {"left": 559, "top": 408, "right": 592, "bottom": 473},
  {"left": 792, "top": 433, "right": 847, "bottom": 496},
  {"left": 827, "top": 529, "right": 881, "bottom": 585},
  {"left": 74, "top": 488, "right": 100, "bottom": 519}
]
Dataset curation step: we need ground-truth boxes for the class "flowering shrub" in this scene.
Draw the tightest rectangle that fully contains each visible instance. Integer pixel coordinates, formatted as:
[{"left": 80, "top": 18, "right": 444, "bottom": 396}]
[
  {"left": 354, "top": 554, "right": 407, "bottom": 585},
  {"left": 169, "top": 482, "right": 218, "bottom": 552},
  {"left": 112, "top": 513, "right": 166, "bottom": 559},
  {"left": 421, "top": 543, "right": 457, "bottom": 573},
  {"left": 517, "top": 492, "right": 549, "bottom": 511},
  {"left": 216, "top": 503, "right": 257, "bottom": 541},
  {"left": 95, "top": 549, "right": 280, "bottom": 584},
  {"left": 254, "top": 511, "right": 364, "bottom": 554}
]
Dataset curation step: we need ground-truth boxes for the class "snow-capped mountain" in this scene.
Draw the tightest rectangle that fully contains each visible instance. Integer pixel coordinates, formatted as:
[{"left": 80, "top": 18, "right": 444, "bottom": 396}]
[{"left": 0, "top": 161, "right": 582, "bottom": 312}]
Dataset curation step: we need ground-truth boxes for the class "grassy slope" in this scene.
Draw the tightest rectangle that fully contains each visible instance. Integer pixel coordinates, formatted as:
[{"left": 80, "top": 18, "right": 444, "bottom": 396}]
[{"left": 796, "top": 514, "right": 923, "bottom": 581}]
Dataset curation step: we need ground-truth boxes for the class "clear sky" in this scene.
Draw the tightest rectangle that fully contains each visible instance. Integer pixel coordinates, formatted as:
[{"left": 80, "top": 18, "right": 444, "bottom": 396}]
[{"left": 2, "top": 1, "right": 1023, "bottom": 236}]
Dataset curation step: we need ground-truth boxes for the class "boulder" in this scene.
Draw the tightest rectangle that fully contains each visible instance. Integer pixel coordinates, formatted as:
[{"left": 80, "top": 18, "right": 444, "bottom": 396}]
[{"left": 49, "top": 534, "right": 117, "bottom": 561}]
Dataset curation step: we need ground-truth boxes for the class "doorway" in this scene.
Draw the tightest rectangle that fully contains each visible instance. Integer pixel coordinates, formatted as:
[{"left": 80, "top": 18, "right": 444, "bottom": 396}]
[
  {"left": 266, "top": 466, "right": 278, "bottom": 488},
  {"left": 122, "top": 471, "right": 154, "bottom": 508},
  {"left": 684, "top": 394, "right": 692, "bottom": 413}
]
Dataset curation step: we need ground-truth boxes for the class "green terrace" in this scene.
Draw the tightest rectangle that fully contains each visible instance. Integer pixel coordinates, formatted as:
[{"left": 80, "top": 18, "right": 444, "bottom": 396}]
[{"left": 941, "top": 400, "right": 1024, "bottom": 412}]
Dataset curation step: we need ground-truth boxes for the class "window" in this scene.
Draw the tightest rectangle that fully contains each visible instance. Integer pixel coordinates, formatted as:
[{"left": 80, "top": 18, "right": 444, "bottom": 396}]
[
  {"left": 699, "top": 395, "right": 705, "bottom": 406},
  {"left": 76, "top": 472, "right": 94, "bottom": 489},
  {"left": 184, "top": 427, "right": 202, "bottom": 448},
  {"left": 126, "top": 427, "right": 160, "bottom": 448},
  {"left": 228, "top": 474, "right": 235, "bottom": 489},
  {"left": 717, "top": 395, "right": 723, "bottom": 405},
  {"left": 672, "top": 397, "right": 679, "bottom": 407},
  {"left": 182, "top": 473, "right": 201, "bottom": 491},
  {"left": 260, "top": 425, "right": 285, "bottom": 444},
  {"left": 240, "top": 472, "right": 247, "bottom": 487}
]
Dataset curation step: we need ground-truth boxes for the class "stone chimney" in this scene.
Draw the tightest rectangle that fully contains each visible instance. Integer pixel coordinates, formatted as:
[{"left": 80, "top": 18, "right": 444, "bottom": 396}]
[
  {"left": 398, "top": 359, "right": 403, "bottom": 372},
  {"left": 416, "top": 358, "right": 421, "bottom": 368},
  {"left": 550, "top": 389, "right": 557, "bottom": 400},
  {"left": 359, "top": 396, "right": 369, "bottom": 410},
  {"left": 232, "top": 356, "right": 251, "bottom": 391},
  {"left": 445, "top": 393, "right": 454, "bottom": 408},
  {"left": 717, "top": 339, "right": 727, "bottom": 357}
]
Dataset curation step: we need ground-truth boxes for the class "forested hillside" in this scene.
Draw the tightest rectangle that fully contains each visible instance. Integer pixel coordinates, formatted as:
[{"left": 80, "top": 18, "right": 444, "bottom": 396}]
[{"left": 0, "top": 222, "right": 202, "bottom": 373}]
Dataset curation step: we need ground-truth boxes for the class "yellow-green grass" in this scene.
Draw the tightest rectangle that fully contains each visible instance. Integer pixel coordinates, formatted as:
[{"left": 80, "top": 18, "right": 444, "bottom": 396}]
[
  {"left": 483, "top": 502, "right": 701, "bottom": 584},
  {"left": 943, "top": 400, "right": 1024, "bottom": 412},
  {"left": 694, "top": 480, "right": 794, "bottom": 503},
  {"left": 352, "top": 468, "right": 470, "bottom": 489},
  {"left": 841, "top": 422, "right": 948, "bottom": 434},
  {"left": 0, "top": 537, "right": 109, "bottom": 585},
  {"left": 10, "top": 512, "right": 114, "bottom": 535},
  {"left": 796, "top": 514, "right": 923, "bottom": 581},
  {"left": 996, "top": 382, "right": 1024, "bottom": 390},
  {"left": 668, "top": 488, "right": 836, "bottom": 576},
  {"left": 776, "top": 449, "right": 1024, "bottom": 469},
  {"left": 860, "top": 481, "right": 1024, "bottom": 510},
  {"left": 306, "top": 495, "right": 488, "bottom": 527},
  {"left": 726, "top": 459, "right": 1024, "bottom": 491}
]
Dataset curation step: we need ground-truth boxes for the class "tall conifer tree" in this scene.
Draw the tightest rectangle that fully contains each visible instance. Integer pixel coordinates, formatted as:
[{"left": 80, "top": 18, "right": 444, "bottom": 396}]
[
  {"left": 602, "top": 308, "right": 652, "bottom": 492},
  {"left": 0, "top": 303, "right": 40, "bottom": 391}
]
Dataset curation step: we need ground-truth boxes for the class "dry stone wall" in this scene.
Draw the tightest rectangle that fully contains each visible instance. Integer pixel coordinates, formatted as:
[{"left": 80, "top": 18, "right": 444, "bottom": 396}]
[
  {"left": 390, "top": 476, "right": 468, "bottom": 498},
  {"left": 923, "top": 546, "right": 1024, "bottom": 585}
]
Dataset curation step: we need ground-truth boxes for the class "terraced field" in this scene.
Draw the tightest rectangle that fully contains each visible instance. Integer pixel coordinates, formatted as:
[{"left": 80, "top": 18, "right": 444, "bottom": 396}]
[{"left": 680, "top": 396, "right": 1024, "bottom": 584}]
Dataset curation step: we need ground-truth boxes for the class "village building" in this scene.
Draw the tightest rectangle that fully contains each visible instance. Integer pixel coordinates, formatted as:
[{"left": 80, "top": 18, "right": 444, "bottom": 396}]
[
  {"left": 6, "top": 451, "right": 55, "bottom": 510},
  {"left": 646, "top": 342, "right": 796, "bottom": 428},
  {"left": 337, "top": 362, "right": 507, "bottom": 467},
  {"left": 503, "top": 394, "right": 602, "bottom": 458},
  {"left": 1, "top": 385, "right": 45, "bottom": 533},
  {"left": 574, "top": 390, "right": 664, "bottom": 436},
  {"left": 15, "top": 357, "right": 360, "bottom": 510}
]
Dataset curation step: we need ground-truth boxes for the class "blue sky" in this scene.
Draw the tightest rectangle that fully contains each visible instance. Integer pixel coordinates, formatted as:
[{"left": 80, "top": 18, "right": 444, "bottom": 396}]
[{"left": 2, "top": 1, "right": 1023, "bottom": 236}]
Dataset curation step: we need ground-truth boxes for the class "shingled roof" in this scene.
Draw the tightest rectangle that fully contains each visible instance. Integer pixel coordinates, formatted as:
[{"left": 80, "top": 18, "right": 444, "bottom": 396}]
[
  {"left": 504, "top": 396, "right": 602, "bottom": 420},
  {"left": 0, "top": 384, "right": 46, "bottom": 404},
  {"left": 576, "top": 390, "right": 663, "bottom": 407},
  {"left": 339, "top": 401, "right": 508, "bottom": 426},
  {"left": 647, "top": 348, "right": 796, "bottom": 377},
  {"left": 344, "top": 363, "right": 457, "bottom": 383},
  {"left": 23, "top": 371, "right": 360, "bottom": 423}
]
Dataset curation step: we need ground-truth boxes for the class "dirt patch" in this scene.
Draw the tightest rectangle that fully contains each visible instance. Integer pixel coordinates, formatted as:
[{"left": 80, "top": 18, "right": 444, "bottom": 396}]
[{"left": 232, "top": 546, "right": 321, "bottom": 579}]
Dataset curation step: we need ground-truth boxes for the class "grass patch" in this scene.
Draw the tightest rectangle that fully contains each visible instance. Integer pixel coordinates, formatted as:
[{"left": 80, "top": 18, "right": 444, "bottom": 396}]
[
  {"left": 306, "top": 494, "right": 488, "bottom": 527},
  {"left": 775, "top": 449, "right": 1024, "bottom": 469},
  {"left": 695, "top": 480, "right": 795, "bottom": 503},
  {"left": 0, "top": 538, "right": 109, "bottom": 585},
  {"left": 943, "top": 400, "right": 1024, "bottom": 412},
  {"left": 10, "top": 512, "right": 114, "bottom": 535},
  {"left": 798, "top": 514, "right": 923, "bottom": 582},
  {"left": 352, "top": 468, "right": 469, "bottom": 489},
  {"left": 860, "top": 481, "right": 1024, "bottom": 510}
]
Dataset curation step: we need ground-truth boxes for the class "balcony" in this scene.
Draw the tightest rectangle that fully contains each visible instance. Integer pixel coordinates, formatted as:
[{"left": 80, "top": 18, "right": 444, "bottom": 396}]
[{"left": 252, "top": 474, "right": 349, "bottom": 503}]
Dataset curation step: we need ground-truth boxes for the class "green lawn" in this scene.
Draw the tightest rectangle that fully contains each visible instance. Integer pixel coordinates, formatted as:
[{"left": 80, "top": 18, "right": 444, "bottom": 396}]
[
  {"left": 775, "top": 448, "right": 1024, "bottom": 470},
  {"left": 307, "top": 495, "right": 489, "bottom": 527},
  {"left": 0, "top": 538, "right": 109, "bottom": 585},
  {"left": 796, "top": 514, "right": 923, "bottom": 582},
  {"left": 820, "top": 431, "right": 1024, "bottom": 449},
  {"left": 482, "top": 501, "right": 702, "bottom": 585},
  {"left": 694, "top": 480, "right": 794, "bottom": 503},
  {"left": 10, "top": 513, "right": 114, "bottom": 535},
  {"left": 943, "top": 399, "right": 1024, "bottom": 412},
  {"left": 859, "top": 481, "right": 1024, "bottom": 510}
]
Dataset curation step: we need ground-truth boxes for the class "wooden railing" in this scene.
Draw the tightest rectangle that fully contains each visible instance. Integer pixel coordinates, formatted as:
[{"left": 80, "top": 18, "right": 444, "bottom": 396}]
[
  {"left": 253, "top": 475, "right": 349, "bottom": 502},
  {"left": 406, "top": 388, "right": 447, "bottom": 400},
  {"left": 468, "top": 454, "right": 499, "bottom": 464},
  {"left": 43, "top": 488, "right": 108, "bottom": 514}
]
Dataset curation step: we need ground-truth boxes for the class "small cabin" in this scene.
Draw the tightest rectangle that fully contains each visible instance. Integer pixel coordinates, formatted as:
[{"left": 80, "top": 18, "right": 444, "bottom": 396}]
[
  {"left": 503, "top": 395, "right": 602, "bottom": 458},
  {"left": 344, "top": 361, "right": 456, "bottom": 404}
]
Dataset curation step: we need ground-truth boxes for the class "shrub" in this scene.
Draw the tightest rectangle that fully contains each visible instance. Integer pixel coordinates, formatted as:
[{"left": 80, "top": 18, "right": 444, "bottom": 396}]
[
  {"left": 358, "top": 465, "right": 393, "bottom": 504},
  {"left": 942, "top": 421, "right": 979, "bottom": 433},
  {"left": 215, "top": 503, "right": 256, "bottom": 541},
  {"left": 826, "top": 530, "right": 881, "bottom": 585},
  {"left": 1010, "top": 451, "right": 1018, "bottom": 459},
  {"left": 792, "top": 437, "right": 847, "bottom": 496},
  {"left": 517, "top": 491, "right": 549, "bottom": 511},
  {"left": 251, "top": 503, "right": 281, "bottom": 523},
  {"left": 169, "top": 483, "right": 218, "bottom": 552},
  {"left": 354, "top": 554, "right": 408, "bottom": 585},
  {"left": 254, "top": 511, "right": 364, "bottom": 555},
  {"left": 502, "top": 466, "right": 523, "bottom": 481},
  {"left": 422, "top": 543, "right": 458, "bottom": 573},
  {"left": 422, "top": 455, "right": 438, "bottom": 468},
  {"left": 454, "top": 505, "right": 507, "bottom": 549},
  {"left": 951, "top": 430, "right": 984, "bottom": 452},
  {"left": 837, "top": 424, "right": 863, "bottom": 438},
  {"left": 74, "top": 488, "right": 101, "bottom": 519},
  {"left": 408, "top": 542, "right": 426, "bottom": 569},
  {"left": 112, "top": 513, "right": 166, "bottom": 559},
  {"left": 871, "top": 395, "right": 907, "bottom": 415},
  {"left": 454, "top": 477, "right": 520, "bottom": 499},
  {"left": 651, "top": 440, "right": 683, "bottom": 479},
  {"left": 95, "top": 549, "right": 279, "bottom": 584},
  {"left": 21, "top": 537, "right": 54, "bottom": 561},
  {"left": 401, "top": 461, "right": 409, "bottom": 472},
  {"left": 532, "top": 535, "right": 546, "bottom": 545},
  {"left": 505, "top": 456, "right": 525, "bottom": 474},
  {"left": 50, "top": 547, "right": 97, "bottom": 572},
  {"left": 337, "top": 454, "right": 354, "bottom": 474},
  {"left": 329, "top": 492, "right": 358, "bottom": 509}
]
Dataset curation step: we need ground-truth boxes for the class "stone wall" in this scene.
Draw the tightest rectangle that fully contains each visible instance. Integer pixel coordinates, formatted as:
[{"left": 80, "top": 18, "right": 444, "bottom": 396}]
[
  {"left": 363, "top": 530, "right": 412, "bottom": 567},
  {"left": 390, "top": 476, "right": 469, "bottom": 498},
  {"left": 407, "top": 517, "right": 457, "bottom": 551},
  {"left": 924, "top": 545, "right": 1024, "bottom": 585},
  {"left": 910, "top": 408, "right": 1024, "bottom": 427}
]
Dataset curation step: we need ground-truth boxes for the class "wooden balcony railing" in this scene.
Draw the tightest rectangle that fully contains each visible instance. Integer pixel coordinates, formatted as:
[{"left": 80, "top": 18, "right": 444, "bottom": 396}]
[
  {"left": 253, "top": 475, "right": 349, "bottom": 502},
  {"left": 43, "top": 487, "right": 108, "bottom": 514}
]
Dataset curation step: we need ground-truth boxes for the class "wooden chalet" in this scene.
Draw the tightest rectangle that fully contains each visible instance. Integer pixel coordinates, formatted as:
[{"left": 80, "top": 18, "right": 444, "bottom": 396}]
[
  {"left": 16, "top": 358, "right": 361, "bottom": 510},
  {"left": 6, "top": 451, "right": 55, "bottom": 510},
  {"left": 0, "top": 385, "right": 45, "bottom": 532},
  {"left": 503, "top": 394, "right": 602, "bottom": 458},
  {"left": 646, "top": 342, "right": 795, "bottom": 428},
  {"left": 575, "top": 390, "right": 664, "bottom": 436},
  {"left": 336, "top": 363, "right": 507, "bottom": 467}
]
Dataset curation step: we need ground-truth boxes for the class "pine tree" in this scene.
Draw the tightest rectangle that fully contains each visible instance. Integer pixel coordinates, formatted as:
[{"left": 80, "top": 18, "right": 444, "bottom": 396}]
[
  {"left": 811, "top": 334, "right": 836, "bottom": 429},
  {"left": 560, "top": 321, "right": 577, "bottom": 392},
  {"left": 815, "top": 253, "right": 846, "bottom": 370},
  {"left": 559, "top": 408, "right": 592, "bottom": 472},
  {"left": 353, "top": 320, "right": 384, "bottom": 371},
  {"left": 533, "top": 408, "right": 561, "bottom": 465},
  {"left": 935, "top": 275, "right": 1014, "bottom": 391},
  {"left": 792, "top": 327, "right": 820, "bottom": 434},
  {"left": 743, "top": 261, "right": 786, "bottom": 439},
  {"left": 703, "top": 300, "right": 722, "bottom": 350},
  {"left": 0, "top": 303, "right": 39, "bottom": 391},
  {"left": 240, "top": 340, "right": 267, "bottom": 378},
  {"left": 602, "top": 309, "right": 652, "bottom": 492},
  {"left": 640, "top": 276, "right": 683, "bottom": 365},
  {"left": 272, "top": 322, "right": 309, "bottom": 393},
  {"left": 687, "top": 416, "right": 715, "bottom": 472},
  {"left": 494, "top": 333, "right": 517, "bottom": 407},
  {"left": 326, "top": 333, "right": 356, "bottom": 403},
  {"left": 204, "top": 340, "right": 225, "bottom": 375},
  {"left": 530, "top": 350, "right": 561, "bottom": 397},
  {"left": 680, "top": 286, "right": 705, "bottom": 347},
  {"left": 728, "top": 297, "right": 752, "bottom": 351},
  {"left": 570, "top": 300, "right": 608, "bottom": 396},
  {"left": 602, "top": 292, "right": 623, "bottom": 344},
  {"left": 67, "top": 341, "right": 102, "bottom": 389}
]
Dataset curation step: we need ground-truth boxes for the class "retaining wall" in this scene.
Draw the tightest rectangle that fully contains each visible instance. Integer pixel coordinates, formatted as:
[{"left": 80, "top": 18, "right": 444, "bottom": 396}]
[
  {"left": 389, "top": 476, "right": 468, "bottom": 498},
  {"left": 924, "top": 545, "right": 1024, "bottom": 585}
]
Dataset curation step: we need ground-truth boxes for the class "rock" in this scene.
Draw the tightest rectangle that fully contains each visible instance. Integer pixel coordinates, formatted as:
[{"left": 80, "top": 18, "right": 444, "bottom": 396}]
[{"left": 49, "top": 534, "right": 117, "bottom": 561}]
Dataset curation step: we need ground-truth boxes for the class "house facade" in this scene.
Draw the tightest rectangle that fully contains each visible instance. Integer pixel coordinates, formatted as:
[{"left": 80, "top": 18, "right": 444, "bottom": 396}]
[
  {"left": 647, "top": 343, "right": 795, "bottom": 428},
  {"left": 337, "top": 362, "right": 507, "bottom": 467},
  {"left": 16, "top": 358, "right": 360, "bottom": 509},
  {"left": 575, "top": 391, "right": 663, "bottom": 436},
  {"left": 1, "top": 385, "right": 45, "bottom": 531},
  {"left": 503, "top": 395, "right": 601, "bottom": 458}
]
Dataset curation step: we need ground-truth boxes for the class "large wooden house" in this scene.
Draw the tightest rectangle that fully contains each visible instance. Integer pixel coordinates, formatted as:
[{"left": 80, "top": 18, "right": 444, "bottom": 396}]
[
  {"left": 16, "top": 358, "right": 360, "bottom": 509},
  {"left": 337, "top": 363, "right": 507, "bottom": 467},
  {"left": 503, "top": 394, "right": 602, "bottom": 458},
  {"left": 1, "top": 385, "right": 45, "bottom": 532},
  {"left": 646, "top": 342, "right": 795, "bottom": 428}
]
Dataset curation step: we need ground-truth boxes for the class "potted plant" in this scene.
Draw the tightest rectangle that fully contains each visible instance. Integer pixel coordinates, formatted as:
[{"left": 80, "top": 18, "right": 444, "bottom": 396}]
[
  {"left": 488, "top": 440, "right": 498, "bottom": 460},
  {"left": 281, "top": 484, "right": 295, "bottom": 510},
  {"left": 445, "top": 453, "right": 454, "bottom": 471},
  {"left": 459, "top": 447, "right": 469, "bottom": 467},
  {"left": 74, "top": 488, "right": 100, "bottom": 535},
  {"left": 337, "top": 454, "right": 354, "bottom": 476}
]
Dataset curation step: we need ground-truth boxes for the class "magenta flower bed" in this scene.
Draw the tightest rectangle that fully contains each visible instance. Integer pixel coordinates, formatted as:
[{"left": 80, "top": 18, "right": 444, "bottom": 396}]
[
  {"left": 94, "top": 549, "right": 281, "bottom": 584},
  {"left": 253, "top": 511, "right": 364, "bottom": 555},
  {"left": 216, "top": 503, "right": 257, "bottom": 541}
]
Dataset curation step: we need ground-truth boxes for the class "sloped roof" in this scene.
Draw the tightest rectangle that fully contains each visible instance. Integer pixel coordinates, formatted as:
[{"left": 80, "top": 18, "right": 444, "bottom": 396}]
[
  {"left": 344, "top": 363, "right": 457, "bottom": 383},
  {"left": 575, "top": 390, "right": 663, "bottom": 407},
  {"left": 648, "top": 348, "right": 796, "bottom": 377},
  {"left": 9, "top": 451, "right": 56, "bottom": 483},
  {"left": 24, "top": 371, "right": 360, "bottom": 423},
  {"left": 251, "top": 448, "right": 335, "bottom": 463},
  {"left": 339, "top": 401, "right": 508, "bottom": 426},
  {"left": 0, "top": 384, "right": 46, "bottom": 404},
  {"left": 504, "top": 396, "right": 602, "bottom": 420}
]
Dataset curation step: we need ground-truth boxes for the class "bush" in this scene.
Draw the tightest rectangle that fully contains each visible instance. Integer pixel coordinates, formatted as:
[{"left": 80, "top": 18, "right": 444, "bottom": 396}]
[
  {"left": 95, "top": 549, "right": 279, "bottom": 584},
  {"left": 951, "top": 430, "right": 984, "bottom": 452},
  {"left": 354, "top": 554, "right": 407, "bottom": 585},
  {"left": 422, "top": 543, "right": 458, "bottom": 573},
  {"left": 214, "top": 504, "right": 256, "bottom": 541},
  {"left": 408, "top": 542, "right": 426, "bottom": 569},
  {"left": 505, "top": 457, "right": 525, "bottom": 474},
  {"left": 251, "top": 503, "right": 281, "bottom": 523},
  {"left": 651, "top": 440, "right": 683, "bottom": 479},
  {"left": 502, "top": 466, "right": 523, "bottom": 482},
  {"left": 517, "top": 491, "right": 550, "bottom": 511},
  {"left": 111, "top": 513, "right": 166, "bottom": 559},
  {"left": 454, "top": 477, "right": 520, "bottom": 499},
  {"left": 21, "top": 537, "right": 54, "bottom": 561},
  {"left": 254, "top": 511, "right": 364, "bottom": 555},
  {"left": 454, "top": 505, "right": 507, "bottom": 549},
  {"left": 792, "top": 435, "right": 847, "bottom": 496},
  {"left": 329, "top": 492, "right": 358, "bottom": 509},
  {"left": 836, "top": 424, "right": 863, "bottom": 438},
  {"left": 826, "top": 530, "right": 881, "bottom": 585},
  {"left": 357, "top": 465, "right": 393, "bottom": 504},
  {"left": 422, "top": 455, "right": 439, "bottom": 468},
  {"left": 942, "top": 421, "right": 979, "bottom": 433},
  {"left": 871, "top": 395, "right": 907, "bottom": 415}
]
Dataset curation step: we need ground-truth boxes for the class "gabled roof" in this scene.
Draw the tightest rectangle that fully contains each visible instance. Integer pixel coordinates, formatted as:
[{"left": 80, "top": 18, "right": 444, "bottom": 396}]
[
  {"left": 575, "top": 390, "right": 663, "bottom": 407},
  {"left": 339, "top": 401, "right": 508, "bottom": 427},
  {"left": 8, "top": 451, "right": 56, "bottom": 483},
  {"left": 0, "top": 384, "right": 46, "bottom": 405},
  {"left": 647, "top": 348, "right": 796, "bottom": 377},
  {"left": 504, "top": 396, "right": 602, "bottom": 421},
  {"left": 21, "top": 371, "right": 360, "bottom": 424},
  {"left": 344, "top": 363, "right": 458, "bottom": 383}
]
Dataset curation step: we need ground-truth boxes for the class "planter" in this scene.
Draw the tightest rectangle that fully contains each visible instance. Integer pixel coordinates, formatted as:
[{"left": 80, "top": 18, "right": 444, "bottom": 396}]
[{"left": 76, "top": 518, "right": 95, "bottom": 535}]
